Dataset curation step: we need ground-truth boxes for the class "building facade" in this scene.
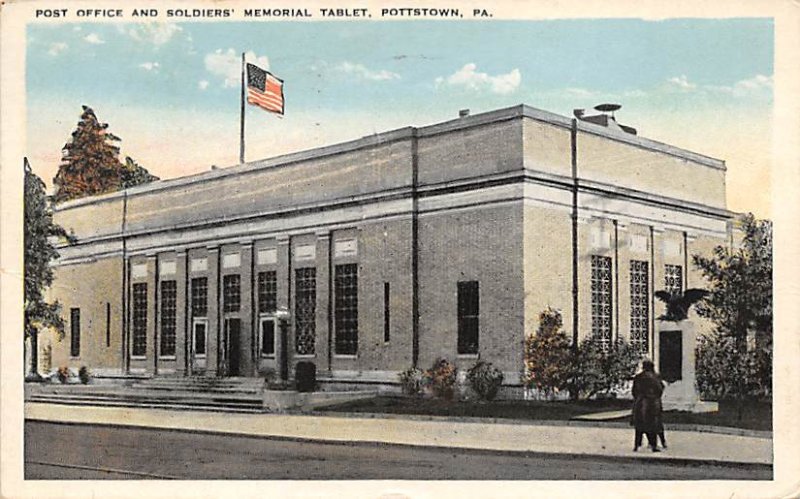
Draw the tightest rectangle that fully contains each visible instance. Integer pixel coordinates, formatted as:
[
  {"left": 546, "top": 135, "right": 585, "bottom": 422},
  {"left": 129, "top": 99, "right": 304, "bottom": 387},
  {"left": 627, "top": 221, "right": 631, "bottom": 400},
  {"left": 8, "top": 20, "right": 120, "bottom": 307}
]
[{"left": 44, "top": 104, "right": 733, "bottom": 390}]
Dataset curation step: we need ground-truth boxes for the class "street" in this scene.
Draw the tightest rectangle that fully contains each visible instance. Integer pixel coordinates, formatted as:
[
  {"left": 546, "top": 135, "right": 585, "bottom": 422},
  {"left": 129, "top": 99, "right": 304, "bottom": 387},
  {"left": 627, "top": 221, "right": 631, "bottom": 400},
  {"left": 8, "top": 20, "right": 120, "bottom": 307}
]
[{"left": 25, "top": 421, "right": 770, "bottom": 480}]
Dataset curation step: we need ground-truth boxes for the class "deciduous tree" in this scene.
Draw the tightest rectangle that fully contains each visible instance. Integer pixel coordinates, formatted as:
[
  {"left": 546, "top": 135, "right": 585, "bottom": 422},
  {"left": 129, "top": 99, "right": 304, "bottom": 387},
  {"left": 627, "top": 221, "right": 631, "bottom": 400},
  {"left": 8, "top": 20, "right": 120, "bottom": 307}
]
[
  {"left": 693, "top": 213, "right": 773, "bottom": 413},
  {"left": 693, "top": 213, "right": 772, "bottom": 349},
  {"left": 24, "top": 159, "right": 75, "bottom": 377}
]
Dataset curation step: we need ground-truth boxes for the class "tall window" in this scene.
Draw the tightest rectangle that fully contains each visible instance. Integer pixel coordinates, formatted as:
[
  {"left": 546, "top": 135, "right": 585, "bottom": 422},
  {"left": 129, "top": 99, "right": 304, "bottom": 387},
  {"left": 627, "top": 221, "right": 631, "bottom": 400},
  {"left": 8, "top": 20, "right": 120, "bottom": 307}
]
[
  {"left": 383, "top": 282, "right": 391, "bottom": 343},
  {"left": 105, "top": 302, "right": 111, "bottom": 347},
  {"left": 70, "top": 308, "right": 80, "bottom": 357},
  {"left": 457, "top": 281, "right": 479, "bottom": 355},
  {"left": 258, "top": 271, "right": 277, "bottom": 314},
  {"left": 191, "top": 277, "right": 208, "bottom": 317},
  {"left": 334, "top": 264, "right": 359, "bottom": 355},
  {"left": 223, "top": 274, "right": 241, "bottom": 313},
  {"left": 132, "top": 283, "right": 148, "bottom": 356},
  {"left": 591, "top": 255, "right": 613, "bottom": 350},
  {"left": 160, "top": 280, "right": 177, "bottom": 356},
  {"left": 630, "top": 260, "right": 649, "bottom": 354},
  {"left": 665, "top": 264, "right": 683, "bottom": 295},
  {"left": 295, "top": 268, "right": 316, "bottom": 355}
]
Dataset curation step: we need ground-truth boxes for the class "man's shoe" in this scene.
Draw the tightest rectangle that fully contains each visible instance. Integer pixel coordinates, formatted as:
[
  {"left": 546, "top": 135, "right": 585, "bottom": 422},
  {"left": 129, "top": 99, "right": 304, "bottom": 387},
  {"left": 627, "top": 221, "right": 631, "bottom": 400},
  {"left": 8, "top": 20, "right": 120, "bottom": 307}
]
[
  {"left": 633, "top": 446, "right": 639, "bottom": 452},
  {"left": 651, "top": 447, "right": 661, "bottom": 453}
]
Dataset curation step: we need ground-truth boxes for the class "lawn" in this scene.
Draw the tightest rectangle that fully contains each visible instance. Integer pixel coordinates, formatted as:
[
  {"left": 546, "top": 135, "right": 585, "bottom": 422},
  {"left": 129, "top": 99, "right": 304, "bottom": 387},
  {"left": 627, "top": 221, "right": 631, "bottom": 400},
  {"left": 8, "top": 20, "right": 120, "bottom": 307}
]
[
  {"left": 321, "top": 396, "right": 772, "bottom": 431},
  {"left": 662, "top": 399, "right": 772, "bottom": 431},
  {"left": 322, "top": 396, "right": 631, "bottom": 421}
]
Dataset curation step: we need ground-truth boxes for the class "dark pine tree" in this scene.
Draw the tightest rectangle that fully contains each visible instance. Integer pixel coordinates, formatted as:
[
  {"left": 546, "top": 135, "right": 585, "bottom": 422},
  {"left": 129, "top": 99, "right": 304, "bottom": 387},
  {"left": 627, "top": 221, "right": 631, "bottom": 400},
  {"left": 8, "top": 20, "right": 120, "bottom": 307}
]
[
  {"left": 53, "top": 106, "right": 125, "bottom": 203},
  {"left": 52, "top": 106, "right": 159, "bottom": 202},
  {"left": 121, "top": 156, "right": 160, "bottom": 188}
]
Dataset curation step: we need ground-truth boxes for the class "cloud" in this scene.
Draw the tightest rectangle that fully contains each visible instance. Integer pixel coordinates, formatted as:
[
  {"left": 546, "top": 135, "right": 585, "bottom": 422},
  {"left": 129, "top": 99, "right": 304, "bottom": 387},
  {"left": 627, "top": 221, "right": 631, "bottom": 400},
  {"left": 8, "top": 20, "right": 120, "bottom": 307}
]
[
  {"left": 138, "top": 62, "right": 160, "bottom": 71},
  {"left": 665, "top": 73, "right": 772, "bottom": 98},
  {"left": 719, "top": 74, "right": 773, "bottom": 97},
  {"left": 198, "top": 80, "right": 210, "bottom": 90},
  {"left": 47, "top": 42, "right": 68, "bottom": 56},
  {"left": 435, "top": 63, "right": 521, "bottom": 95},
  {"left": 666, "top": 74, "right": 696, "bottom": 91},
  {"left": 126, "top": 23, "right": 183, "bottom": 45},
  {"left": 84, "top": 33, "right": 105, "bottom": 45},
  {"left": 335, "top": 61, "right": 399, "bottom": 81},
  {"left": 205, "top": 49, "right": 269, "bottom": 88}
]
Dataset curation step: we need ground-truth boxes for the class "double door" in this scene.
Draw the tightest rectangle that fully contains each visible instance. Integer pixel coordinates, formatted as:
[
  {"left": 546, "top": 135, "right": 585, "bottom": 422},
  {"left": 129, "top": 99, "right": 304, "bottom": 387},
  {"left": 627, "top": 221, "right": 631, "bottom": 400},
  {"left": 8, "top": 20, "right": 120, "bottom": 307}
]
[{"left": 189, "top": 317, "right": 241, "bottom": 376}]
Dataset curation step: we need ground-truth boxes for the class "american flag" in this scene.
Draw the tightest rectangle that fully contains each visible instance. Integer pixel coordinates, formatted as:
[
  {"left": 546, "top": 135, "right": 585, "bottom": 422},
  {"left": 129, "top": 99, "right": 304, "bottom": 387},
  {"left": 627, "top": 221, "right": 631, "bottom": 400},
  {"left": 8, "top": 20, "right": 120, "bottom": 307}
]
[{"left": 246, "top": 63, "right": 284, "bottom": 115}]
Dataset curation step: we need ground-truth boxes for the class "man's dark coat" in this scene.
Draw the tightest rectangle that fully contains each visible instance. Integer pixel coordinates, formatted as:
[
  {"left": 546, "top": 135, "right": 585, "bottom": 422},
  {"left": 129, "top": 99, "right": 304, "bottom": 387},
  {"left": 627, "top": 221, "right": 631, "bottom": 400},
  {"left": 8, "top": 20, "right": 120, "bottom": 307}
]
[{"left": 632, "top": 370, "right": 664, "bottom": 433}]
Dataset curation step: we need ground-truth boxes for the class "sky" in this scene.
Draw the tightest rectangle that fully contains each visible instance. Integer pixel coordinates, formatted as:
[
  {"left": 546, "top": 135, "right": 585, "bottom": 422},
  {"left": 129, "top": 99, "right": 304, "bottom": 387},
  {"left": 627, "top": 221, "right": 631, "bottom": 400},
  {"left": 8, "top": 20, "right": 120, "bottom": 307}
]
[{"left": 26, "top": 19, "right": 773, "bottom": 216}]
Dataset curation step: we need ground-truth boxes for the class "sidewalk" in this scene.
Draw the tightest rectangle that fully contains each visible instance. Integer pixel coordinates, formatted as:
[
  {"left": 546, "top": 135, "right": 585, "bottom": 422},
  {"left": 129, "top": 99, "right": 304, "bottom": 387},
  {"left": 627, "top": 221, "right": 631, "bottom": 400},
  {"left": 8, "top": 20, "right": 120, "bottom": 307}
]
[{"left": 24, "top": 402, "right": 772, "bottom": 466}]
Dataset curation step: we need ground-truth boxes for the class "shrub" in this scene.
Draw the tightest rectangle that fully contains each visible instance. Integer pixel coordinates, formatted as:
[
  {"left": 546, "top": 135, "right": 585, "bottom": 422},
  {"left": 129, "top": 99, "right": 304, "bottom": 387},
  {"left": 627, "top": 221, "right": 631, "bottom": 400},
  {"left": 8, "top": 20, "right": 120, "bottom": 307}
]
[
  {"left": 56, "top": 366, "right": 70, "bottom": 384},
  {"left": 466, "top": 361, "right": 504, "bottom": 401},
  {"left": 398, "top": 367, "right": 424, "bottom": 396},
  {"left": 425, "top": 358, "right": 458, "bottom": 400},
  {"left": 695, "top": 333, "right": 772, "bottom": 401},
  {"left": 570, "top": 335, "right": 640, "bottom": 399},
  {"left": 78, "top": 366, "right": 91, "bottom": 385},
  {"left": 295, "top": 361, "right": 316, "bottom": 393},
  {"left": 522, "top": 308, "right": 573, "bottom": 398}
]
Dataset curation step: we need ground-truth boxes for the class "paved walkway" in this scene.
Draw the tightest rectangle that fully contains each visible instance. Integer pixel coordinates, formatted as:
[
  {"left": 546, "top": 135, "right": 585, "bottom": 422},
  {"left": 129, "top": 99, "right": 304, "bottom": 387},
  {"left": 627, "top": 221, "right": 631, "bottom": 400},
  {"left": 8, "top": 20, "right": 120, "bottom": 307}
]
[{"left": 24, "top": 402, "right": 772, "bottom": 466}]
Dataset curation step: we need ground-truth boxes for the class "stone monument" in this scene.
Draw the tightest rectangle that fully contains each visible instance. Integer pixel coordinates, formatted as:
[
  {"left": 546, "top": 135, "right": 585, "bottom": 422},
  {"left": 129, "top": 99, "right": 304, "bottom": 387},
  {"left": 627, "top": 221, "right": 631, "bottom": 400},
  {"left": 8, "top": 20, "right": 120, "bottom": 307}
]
[{"left": 655, "top": 319, "right": 718, "bottom": 413}]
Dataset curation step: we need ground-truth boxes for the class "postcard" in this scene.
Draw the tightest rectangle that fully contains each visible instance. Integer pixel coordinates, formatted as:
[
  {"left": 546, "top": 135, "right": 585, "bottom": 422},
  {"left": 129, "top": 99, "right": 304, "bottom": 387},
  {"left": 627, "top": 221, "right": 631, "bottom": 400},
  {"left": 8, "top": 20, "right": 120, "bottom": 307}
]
[{"left": 2, "top": 0, "right": 798, "bottom": 497}]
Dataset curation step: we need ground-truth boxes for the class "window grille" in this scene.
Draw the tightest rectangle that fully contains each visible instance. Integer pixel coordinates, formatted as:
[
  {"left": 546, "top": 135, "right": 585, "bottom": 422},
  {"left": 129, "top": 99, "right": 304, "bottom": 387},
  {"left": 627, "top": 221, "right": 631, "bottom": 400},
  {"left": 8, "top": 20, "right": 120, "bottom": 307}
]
[
  {"left": 591, "top": 255, "right": 613, "bottom": 350},
  {"left": 334, "top": 264, "right": 359, "bottom": 355},
  {"left": 665, "top": 264, "right": 683, "bottom": 295},
  {"left": 258, "top": 271, "right": 277, "bottom": 314},
  {"left": 191, "top": 277, "right": 208, "bottom": 317},
  {"left": 630, "top": 260, "right": 649, "bottom": 354},
  {"left": 223, "top": 274, "right": 241, "bottom": 313},
  {"left": 160, "top": 280, "right": 177, "bottom": 356},
  {"left": 295, "top": 268, "right": 316, "bottom": 355},
  {"left": 132, "top": 283, "right": 148, "bottom": 356}
]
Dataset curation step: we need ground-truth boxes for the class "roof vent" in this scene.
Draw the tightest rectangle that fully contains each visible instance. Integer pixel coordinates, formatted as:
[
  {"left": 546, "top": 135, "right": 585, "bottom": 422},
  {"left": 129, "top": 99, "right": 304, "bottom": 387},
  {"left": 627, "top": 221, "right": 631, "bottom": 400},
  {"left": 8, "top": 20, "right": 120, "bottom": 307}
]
[
  {"left": 459, "top": 109, "right": 470, "bottom": 118},
  {"left": 573, "top": 103, "right": 637, "bottom": 135}
]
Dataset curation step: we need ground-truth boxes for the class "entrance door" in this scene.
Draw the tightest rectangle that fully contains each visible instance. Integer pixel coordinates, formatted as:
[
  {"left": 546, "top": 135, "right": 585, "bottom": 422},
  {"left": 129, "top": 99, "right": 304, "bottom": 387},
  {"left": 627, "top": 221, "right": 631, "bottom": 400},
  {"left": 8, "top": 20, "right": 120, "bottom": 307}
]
[
  {"left": 223, "top": 318, "right": 241, "bottom": 376},
  {"left": 659, "top": 330, "right": 683, "bottom": 383},
  {"left": 191, "top": 318, "right": 208, "bottom": 373}
]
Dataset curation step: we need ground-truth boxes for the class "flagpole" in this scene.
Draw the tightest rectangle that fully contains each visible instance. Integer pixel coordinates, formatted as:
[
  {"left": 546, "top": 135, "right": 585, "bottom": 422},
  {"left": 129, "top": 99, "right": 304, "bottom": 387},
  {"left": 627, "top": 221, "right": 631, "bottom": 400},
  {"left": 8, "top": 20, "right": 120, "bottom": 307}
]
[{"left": 239, "top": 52, "right": 245, "bottom": 164}]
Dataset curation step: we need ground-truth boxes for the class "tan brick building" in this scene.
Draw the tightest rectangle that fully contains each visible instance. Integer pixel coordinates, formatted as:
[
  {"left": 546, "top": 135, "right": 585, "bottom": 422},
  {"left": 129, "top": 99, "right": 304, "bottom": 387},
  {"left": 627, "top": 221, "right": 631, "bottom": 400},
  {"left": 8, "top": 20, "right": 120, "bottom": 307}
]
[{"left": 44, "top": 104, "right": 733, "bottom": 391}]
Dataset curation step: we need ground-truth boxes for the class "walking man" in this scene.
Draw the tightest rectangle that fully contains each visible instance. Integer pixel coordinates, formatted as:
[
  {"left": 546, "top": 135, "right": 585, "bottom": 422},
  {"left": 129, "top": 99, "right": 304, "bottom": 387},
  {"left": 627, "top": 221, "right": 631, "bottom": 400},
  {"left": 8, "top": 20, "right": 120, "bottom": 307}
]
[{"left": 632, "top": 359, "right": 664, "bottom": 452}]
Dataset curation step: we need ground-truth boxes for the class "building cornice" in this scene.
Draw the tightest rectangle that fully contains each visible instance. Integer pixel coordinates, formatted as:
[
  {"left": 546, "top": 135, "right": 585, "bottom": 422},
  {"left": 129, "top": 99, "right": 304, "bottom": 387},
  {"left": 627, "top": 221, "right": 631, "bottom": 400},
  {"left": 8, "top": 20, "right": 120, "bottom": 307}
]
[
  {"left": 55, "top": 168, "right": 732, "bottom": 257},
  {"left": 53, "top": 104, "right": 726, "bottom": 212}
]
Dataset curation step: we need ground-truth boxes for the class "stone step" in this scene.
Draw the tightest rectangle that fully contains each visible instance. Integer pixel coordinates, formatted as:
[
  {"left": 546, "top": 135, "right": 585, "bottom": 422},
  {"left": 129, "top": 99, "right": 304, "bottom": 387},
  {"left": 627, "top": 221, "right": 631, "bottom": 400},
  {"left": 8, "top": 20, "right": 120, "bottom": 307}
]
[
  {"left": 29, "top": 392, "right": 263, "bottom": 408},
  {"left": 31, "top": 389, "right": 262, "bottom": 404},
  {"left": 571, "top": 409, "right": 631, "bottom": 421},
  {"left": 130, "top": 385, "right": 262, "bottom": 394},
  {"left": 27, "top": 396, "right": 263, "bottom": 414},
  {"left": 131, "top": 377, "right": 265, "bottom": 393}
]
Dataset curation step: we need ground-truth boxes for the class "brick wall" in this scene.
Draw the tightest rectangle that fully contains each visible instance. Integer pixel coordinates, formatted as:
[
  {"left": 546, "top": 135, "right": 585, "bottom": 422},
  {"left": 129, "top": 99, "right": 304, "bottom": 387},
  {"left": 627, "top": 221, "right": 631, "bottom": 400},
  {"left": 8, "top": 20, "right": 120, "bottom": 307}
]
[
  {"left": 417, "top": 202, "right": 525, "bottom": 374},
  {"left": 47, "top": 257, "right": 124, "bottom": 373}
]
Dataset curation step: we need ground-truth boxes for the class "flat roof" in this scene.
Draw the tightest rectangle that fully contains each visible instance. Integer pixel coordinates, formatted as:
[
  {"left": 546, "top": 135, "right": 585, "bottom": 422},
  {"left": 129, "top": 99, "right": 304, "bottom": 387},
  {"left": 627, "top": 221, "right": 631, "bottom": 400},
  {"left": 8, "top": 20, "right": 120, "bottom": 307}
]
[{"left": 55, "top": 103, "right": 726, "bottom": 211}]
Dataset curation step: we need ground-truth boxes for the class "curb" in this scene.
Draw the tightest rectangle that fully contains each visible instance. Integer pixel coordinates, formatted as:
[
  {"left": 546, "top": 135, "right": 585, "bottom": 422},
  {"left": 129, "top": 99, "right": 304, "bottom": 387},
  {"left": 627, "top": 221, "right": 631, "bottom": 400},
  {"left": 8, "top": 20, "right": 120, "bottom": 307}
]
[
  {"left": 26, "top": 418, "right": 772, "bottom": 470},
  {"left": 311, "top": 409, "right": 773, "bottom": 439}
]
